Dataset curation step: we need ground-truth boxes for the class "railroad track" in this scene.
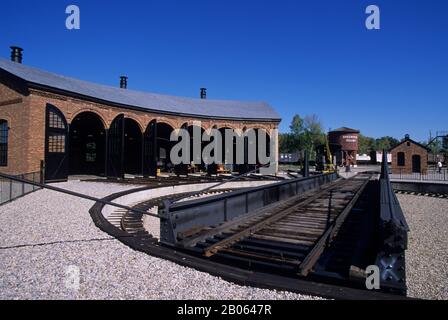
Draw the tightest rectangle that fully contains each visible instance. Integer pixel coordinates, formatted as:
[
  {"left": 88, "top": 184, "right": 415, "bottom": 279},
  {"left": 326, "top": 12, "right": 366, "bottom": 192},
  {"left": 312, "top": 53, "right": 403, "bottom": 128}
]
[
  {"left": 88, "top": 169, "right": 410, "bottom": 299},
  {"left": 106, "top": 189, "right": 236, "bottom": 236},
  {"left": 394, "top": 190, "right": 448, "bottom": 198},
  {"left": 83, "top": 173, "right": 283, "bottom": 185},
  {"left": 175, "top": 174, "right": 373, "bottom": 278}
]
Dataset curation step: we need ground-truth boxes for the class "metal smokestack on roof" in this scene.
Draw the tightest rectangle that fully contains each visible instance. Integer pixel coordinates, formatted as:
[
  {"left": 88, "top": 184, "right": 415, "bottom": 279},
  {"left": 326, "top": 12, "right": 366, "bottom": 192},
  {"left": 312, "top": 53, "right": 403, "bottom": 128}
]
[
  {"left": 10, "top": 46, "right": 23, "bottom": 64},
  {"left": 120, "top": 76, "right": 128, "bottom": 89},
  {"left": 200, "top": 88, "right": 207, "bottom": 99}
]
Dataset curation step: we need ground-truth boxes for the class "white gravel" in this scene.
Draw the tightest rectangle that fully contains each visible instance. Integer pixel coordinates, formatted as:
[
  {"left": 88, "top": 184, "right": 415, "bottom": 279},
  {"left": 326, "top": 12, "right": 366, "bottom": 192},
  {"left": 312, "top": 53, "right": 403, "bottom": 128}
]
[
  {"left": 397, "top": 193, "right": 448, "bottom": 300},
  {"left": 0, "top": 181, "right": 320, "bottom": 300}
]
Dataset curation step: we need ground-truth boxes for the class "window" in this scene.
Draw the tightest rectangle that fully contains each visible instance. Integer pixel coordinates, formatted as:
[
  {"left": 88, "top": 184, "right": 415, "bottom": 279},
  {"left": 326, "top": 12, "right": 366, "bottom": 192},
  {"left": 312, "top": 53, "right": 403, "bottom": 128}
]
[
  {"left": 397, "top": 152, "right": 405, "bottom": 166},
  {"left": 48, "top": 111, "right": 66, "bottom": 129},
  {"left": 48, "top": 133, "right": 66, "bottom": 153},
  {"left": 0, "top": 120, "right": 8, "bottom": 166}
]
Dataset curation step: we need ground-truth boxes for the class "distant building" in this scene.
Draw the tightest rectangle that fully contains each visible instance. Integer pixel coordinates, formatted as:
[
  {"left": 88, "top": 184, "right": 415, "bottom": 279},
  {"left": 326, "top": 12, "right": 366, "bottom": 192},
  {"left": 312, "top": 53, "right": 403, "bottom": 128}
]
[
  {"left": 328, "top": 127, "right": 360, "bottom": 166},
  {"left": 355, "top": 152, "right": 391, "bottom": 164},
  {"left": 390, "top": 135, "right": 430, "bottom": 174},
  {"left": 375, "top": 152, "right": 392, "bottom": 163},
  {"left": 279, "top": 152, "right": 300, "bottom": 164}
]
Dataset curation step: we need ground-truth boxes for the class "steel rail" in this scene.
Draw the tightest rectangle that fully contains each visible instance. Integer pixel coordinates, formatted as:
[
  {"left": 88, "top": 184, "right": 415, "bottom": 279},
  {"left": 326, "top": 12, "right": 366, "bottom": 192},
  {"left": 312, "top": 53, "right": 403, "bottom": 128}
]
[
  {"left": 170, "top": 162, "right": 277, "bottom": 203},
  {"left": 178, "top": 178, "right": 342, "bottom": 248},
  {"left": 202, "top": 178, "right": 349, "bottom": 257},
  {"left": 297, "top": 176, "right": 372, "bottom": 276}
]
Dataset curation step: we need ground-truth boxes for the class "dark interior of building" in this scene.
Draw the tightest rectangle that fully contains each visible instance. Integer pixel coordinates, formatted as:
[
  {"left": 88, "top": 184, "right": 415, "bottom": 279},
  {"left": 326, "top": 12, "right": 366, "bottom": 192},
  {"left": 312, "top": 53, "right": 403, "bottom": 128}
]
[
  {"left": 123, "top": 118, "right": 142, "bottom": 175},
  {"left": 156, "top": 123, "right": 174, "bottom": 172},
  {"left": 69, "top": 112, "right": 106, "bottom": 175}
]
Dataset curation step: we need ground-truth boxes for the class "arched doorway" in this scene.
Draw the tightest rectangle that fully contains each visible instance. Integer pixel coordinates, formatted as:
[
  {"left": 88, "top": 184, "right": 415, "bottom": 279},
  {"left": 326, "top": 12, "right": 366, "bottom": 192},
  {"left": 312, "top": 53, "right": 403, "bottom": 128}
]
[
  {"left": 143, "top": 121, "right": 176, "bottom": 176},
  {"left": 69, "top": 112, "right": 106, "bottom": 175},
  {"left": 187, "top": 124, "right": 205, "bottom": 172},
  {"left": 45, "top": 104, "right": 68, "bottom": 182},
  {"left": 412, "top": 154, "right": 421, "bottom": 173},
  {"left": 156, "top": 122, "right": 175, "bottom": 173},
  {"left": 107, "top": 115, "right": 143, "bottom": 177},
  {"left": 123, "top": 118, "right": 142, "bottom": 175},
  {"left": 256, "top": 128, "right": 271, "bottom": 164},
  {"left": 219, "top": 127, "right": 235, "bottom": 173}
]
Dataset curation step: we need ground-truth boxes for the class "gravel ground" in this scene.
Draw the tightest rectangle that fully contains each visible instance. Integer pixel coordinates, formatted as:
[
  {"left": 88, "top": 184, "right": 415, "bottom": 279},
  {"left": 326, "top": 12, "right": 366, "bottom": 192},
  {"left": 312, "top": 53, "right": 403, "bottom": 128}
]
[
  {"left": 0, "top": 181, "right": 320, "bottom": 300},
  {"left": 397, "top": 194, "right": 448, "bottom": 300}
]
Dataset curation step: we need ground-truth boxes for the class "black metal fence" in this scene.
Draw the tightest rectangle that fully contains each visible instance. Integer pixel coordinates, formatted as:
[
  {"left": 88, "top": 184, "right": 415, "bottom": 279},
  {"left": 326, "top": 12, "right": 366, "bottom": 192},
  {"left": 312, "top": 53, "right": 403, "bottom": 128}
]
[
  {"left": 0, "top": 171, "right": 42, "bottom": 205},
  {"left": 375, "top": 152, "right": 409, "bottom": 295},
  {"left": 390, "top": 167, "right": 448, "bottom": 182},
  {"left": 159, "top": 172, "right": 338, "bottom": 245}
]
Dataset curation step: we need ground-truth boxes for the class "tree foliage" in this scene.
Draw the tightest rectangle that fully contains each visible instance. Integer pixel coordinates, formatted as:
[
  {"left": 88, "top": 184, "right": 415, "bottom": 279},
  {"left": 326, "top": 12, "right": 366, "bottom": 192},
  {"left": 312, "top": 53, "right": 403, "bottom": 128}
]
[
  {"left": 280, "top": 115, "right": 401, "bottom": 157},
  {"left": 279, "top": 114, "right": 325, "bottom": 158}
]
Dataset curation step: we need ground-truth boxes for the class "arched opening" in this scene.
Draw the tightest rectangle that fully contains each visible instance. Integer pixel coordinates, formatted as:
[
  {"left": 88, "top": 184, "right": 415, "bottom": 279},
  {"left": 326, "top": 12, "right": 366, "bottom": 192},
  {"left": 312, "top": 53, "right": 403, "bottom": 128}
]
[
  {"left": 0, "top": 119, "right": 8, "bottom": 167},
  {"left": 249, "top": 128, "right": 260, "bottom": 173},
  {"left": 412, "top": 154, "right": 421, "bottom": 173},
  {"left": 156, "top": 122, "right": 175, "bottom": 173},
  {"left": 233, "top": 129, "right": 246, "bottom": 174},
  {"left": 69, "top": 112, "right": 106, "bottom": 175},
  {"left": 187, "top": 125, "right": 205, "bottom": 173},
  {"left": 256, "top": 128, "right": 271, "bottom": 165},
  {"left": 124, "top": 118, "right": 142, "bottom": 175},
  {"left": 45, "top": 104, "right": 68, "bottom": 181},
  {"left": 218, "top": 127, "right": 235, "bottom": 174}
]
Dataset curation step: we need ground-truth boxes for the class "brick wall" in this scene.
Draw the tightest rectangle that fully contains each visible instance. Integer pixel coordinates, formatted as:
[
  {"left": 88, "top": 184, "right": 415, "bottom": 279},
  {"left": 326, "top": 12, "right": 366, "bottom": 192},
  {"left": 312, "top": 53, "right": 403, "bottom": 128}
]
[
  {"left": 391, "top": 141, "right": 428, "bottom": 174},
  {"left": 0, "top": 81, "right": 32, "bottom": 175},
  {"left": 1, "top": 83, "right": 280, "bottom": 176}
]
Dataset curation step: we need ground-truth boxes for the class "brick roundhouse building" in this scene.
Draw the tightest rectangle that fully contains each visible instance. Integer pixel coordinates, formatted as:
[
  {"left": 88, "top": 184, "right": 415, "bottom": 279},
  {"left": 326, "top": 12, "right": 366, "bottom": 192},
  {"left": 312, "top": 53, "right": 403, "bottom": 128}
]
[{"left": 0, "top": 47, "right": 280, "bottom": 181}]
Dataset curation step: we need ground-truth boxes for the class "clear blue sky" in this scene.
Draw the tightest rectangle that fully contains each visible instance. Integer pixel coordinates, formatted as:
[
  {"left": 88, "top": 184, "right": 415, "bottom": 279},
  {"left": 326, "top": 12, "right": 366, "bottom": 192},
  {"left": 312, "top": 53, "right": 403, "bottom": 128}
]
[{"left": 1, "top": 0, "right": 447, "bottom": 141}]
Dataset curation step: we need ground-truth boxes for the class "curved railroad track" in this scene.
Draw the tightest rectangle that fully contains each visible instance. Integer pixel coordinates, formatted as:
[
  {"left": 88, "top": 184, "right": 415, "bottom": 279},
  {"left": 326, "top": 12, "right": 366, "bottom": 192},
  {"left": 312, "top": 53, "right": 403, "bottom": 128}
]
[{"left": 89, "top": 173, "right": 412, "bottom": 300}]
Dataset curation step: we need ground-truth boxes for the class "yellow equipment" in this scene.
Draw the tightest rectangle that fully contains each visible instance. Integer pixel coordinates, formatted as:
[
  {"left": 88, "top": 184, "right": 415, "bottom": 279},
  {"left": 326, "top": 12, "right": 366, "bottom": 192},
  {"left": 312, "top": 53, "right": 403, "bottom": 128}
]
[{"left": 322, "top": 134, "right": 336, "bottom": 173}]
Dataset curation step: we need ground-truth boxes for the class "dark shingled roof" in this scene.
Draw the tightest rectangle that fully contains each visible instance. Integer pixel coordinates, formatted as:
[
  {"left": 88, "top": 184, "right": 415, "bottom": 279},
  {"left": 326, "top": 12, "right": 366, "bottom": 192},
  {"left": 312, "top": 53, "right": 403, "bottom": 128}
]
[
  {"left": 390, "top": 137, "right": 431, "bottom": 152},
  {"left": 330, "top": 127, "right": 360, "bottom": 133},
  {"left": 0, "top": 58, "right": 281, "bottom": 121}
]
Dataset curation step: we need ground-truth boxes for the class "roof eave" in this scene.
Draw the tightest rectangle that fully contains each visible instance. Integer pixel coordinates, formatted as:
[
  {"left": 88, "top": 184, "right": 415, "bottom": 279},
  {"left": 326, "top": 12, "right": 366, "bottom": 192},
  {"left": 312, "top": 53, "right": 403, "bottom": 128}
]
[{"left": 26, "top": 81, "right": 282, "bottom": 123}]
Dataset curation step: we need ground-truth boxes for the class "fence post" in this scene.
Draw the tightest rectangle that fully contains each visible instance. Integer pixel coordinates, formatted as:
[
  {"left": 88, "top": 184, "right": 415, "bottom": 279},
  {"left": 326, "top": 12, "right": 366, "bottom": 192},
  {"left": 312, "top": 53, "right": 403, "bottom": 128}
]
[{"left": 40, "top": 160, "right": 45, "bottom": 185}]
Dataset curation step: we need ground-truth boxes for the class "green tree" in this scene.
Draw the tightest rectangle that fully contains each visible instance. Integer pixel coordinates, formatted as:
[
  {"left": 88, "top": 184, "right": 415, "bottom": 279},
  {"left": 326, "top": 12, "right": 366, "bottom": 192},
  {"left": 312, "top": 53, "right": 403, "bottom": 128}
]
[
  {"left": 289, "top": 115, "right": 304, "bottom": 136},
  {"left": 375, "top": 136, "right": 399, "bottom": 151},
  {"left": 279, "top": 133, "right": 298, "bottom": 153},
  {"left": 280, "top": 114, "right": 325, "bottom": 157},
  {"left": 358, "top": 134, "right": 375, "bottom": 154}
]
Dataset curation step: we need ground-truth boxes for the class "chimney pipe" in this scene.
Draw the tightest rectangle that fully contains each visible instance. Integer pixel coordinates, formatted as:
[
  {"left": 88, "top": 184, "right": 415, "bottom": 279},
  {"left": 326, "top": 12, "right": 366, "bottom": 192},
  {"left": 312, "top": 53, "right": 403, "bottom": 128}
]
[
  {"left": 200, "top": 88, "right": 207, "bottom": 99},
  {"left": 120, "top": 76, "right": 128, "bottom": 89},
  {"left": 10, "top": 46, "right": 23, "bottom": 63}
]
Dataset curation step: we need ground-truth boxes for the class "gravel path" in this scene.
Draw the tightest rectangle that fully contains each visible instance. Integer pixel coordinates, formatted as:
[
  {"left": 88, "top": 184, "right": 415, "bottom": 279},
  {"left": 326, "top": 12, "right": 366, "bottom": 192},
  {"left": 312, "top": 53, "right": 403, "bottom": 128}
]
[
  {"left": 0, "top": 181, "right": 320, "bottom": 300},
  {"left": 397, "top": 194, "right": 448, "bottom": 300}
]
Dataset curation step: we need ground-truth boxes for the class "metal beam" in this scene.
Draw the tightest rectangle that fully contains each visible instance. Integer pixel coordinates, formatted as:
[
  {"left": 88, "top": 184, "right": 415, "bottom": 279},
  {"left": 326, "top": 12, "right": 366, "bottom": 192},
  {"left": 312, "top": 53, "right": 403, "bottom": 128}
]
[
  {"left": 202, "top": 178, "right": 345, "bottom": 257},
  {"left": 297, "top": 177, "right": 371, "bottom": 276}
]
